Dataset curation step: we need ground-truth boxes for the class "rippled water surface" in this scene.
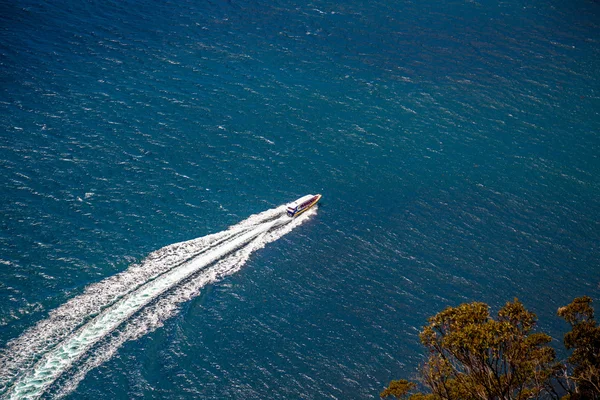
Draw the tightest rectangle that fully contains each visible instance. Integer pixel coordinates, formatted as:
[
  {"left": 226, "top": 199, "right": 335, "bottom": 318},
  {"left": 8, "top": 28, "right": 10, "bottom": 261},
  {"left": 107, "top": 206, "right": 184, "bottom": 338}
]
[{"left": 1, "top": 0, "right": 599, "bottom": 398}]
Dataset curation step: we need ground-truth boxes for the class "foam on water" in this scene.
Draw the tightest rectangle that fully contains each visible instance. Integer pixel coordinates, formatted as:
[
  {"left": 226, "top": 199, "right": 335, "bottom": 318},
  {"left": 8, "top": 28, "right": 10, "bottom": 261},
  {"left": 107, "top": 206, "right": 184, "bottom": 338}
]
[
  {"left": 0, "top": 204, "right": 315, "bottom": 399},
  {"left": 0, "top": 226, "right": 249, "bottom": 386}
]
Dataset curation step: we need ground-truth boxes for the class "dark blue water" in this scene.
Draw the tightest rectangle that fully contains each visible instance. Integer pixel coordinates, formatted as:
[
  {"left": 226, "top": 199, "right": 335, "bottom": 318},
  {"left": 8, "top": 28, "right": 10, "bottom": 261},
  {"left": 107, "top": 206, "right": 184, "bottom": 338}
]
[{"left": 1, "top": 0, "right": 599, "bottom": 398}]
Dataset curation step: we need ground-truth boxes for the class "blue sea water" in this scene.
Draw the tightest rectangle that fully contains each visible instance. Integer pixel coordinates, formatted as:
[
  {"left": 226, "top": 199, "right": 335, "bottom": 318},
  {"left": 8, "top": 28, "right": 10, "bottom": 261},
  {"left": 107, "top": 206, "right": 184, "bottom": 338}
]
[{"left": 1, "top": 0, "right": 599, "bottom": 398}]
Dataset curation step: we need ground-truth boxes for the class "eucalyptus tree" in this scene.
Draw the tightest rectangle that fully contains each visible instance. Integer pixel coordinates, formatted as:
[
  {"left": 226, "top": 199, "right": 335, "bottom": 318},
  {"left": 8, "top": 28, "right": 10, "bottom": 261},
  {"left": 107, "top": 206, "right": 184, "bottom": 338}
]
[
  {"left": 557, "top": 296, "right": 600, "bottom": 400},
  {"left": 381, "top": 299, "right": 558, "bottom": 400}
]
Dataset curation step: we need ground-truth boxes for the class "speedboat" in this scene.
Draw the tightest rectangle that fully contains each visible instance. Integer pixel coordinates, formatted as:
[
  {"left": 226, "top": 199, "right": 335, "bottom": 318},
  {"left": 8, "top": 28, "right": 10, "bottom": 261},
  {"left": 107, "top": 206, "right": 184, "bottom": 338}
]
[{"left": 286, "top": 194, "right": 322, "bottom": 217}]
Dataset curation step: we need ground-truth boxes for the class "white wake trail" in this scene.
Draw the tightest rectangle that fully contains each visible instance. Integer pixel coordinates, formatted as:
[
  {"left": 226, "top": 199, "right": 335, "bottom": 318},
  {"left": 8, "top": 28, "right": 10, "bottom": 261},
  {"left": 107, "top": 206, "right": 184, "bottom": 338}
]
[
  {"left": 53, "top": 210, "right": 311, "bottom": 399},
  {"left": 1, "top": 205, "right": 313, "bottom": 399},
  {"left": 0, "top": 215, "right": 263, "bottom": 393},
  {"left": 0, "top": 221, "right": 259, "bottom": 384}
]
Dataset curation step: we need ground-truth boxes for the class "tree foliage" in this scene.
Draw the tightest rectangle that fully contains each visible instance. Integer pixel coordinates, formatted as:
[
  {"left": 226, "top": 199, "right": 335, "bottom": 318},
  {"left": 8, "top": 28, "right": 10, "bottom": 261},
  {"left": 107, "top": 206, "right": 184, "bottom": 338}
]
[
  {"left": 557, "top": 296, "right": 600, "bottom": 399},
  {"left": 380, "top": 379, "right": 419, "bottom": 399},
  {"left": 381, "top": 297, "right": 600, "bottom": 400}
]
